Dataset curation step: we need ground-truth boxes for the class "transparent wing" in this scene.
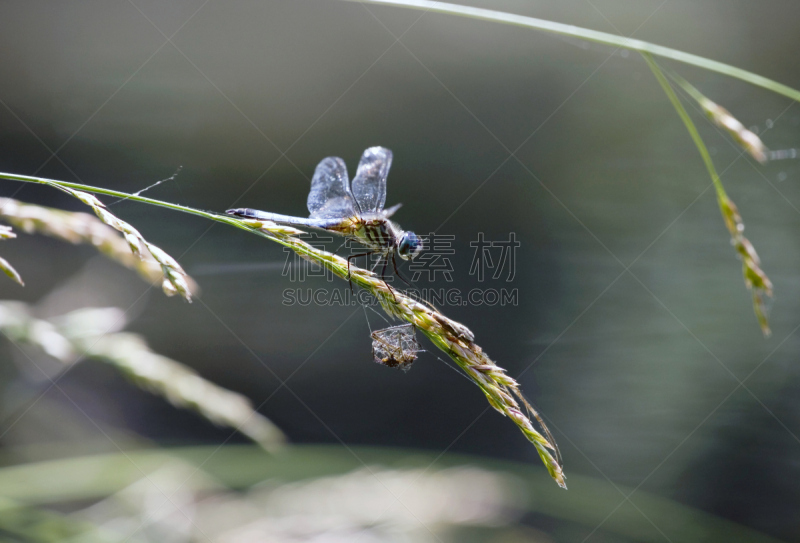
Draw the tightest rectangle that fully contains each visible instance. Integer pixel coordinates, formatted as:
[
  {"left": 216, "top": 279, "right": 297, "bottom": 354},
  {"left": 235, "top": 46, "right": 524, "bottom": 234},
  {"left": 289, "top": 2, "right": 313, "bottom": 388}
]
[
  {"left": 382, "top": 203, "right": 402, "bottom": 218},
  {"left": 351, "top": 146, "right": 392, "bottom": 214},
  {"left": 307, "top": 157, "right": 357, "bottom": 219}
]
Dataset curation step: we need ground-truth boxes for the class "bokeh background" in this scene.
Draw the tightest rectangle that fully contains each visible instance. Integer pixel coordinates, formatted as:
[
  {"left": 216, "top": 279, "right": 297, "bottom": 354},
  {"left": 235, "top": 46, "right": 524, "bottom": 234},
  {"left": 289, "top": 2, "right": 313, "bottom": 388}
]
[{"left": 1, "top": 1, "right": 799, "bottom": 541}]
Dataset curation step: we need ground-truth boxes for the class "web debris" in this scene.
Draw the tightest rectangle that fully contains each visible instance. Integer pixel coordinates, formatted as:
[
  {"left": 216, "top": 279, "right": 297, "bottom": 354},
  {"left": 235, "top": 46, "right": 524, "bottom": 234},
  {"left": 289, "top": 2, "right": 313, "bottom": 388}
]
[
  {"left": 110, "top": 166, "right": 183, "bottom": 206},
  {"left": 371, "top": 323, "right": 420, "bottom": 372}
]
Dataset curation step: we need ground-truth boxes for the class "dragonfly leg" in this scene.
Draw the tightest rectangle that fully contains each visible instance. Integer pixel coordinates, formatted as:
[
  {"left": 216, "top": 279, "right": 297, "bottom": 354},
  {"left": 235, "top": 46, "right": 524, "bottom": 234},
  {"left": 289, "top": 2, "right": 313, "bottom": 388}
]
[
  {"left": 383, "top": 278, "right": 398, "bottom": 304},
  {"left": 347, "top": 252, "right": 374, "bottom": 294},
  {"left": 391, "top": 253, "right": 414, "bottom": 288},
  {"left": 379, "top": 257, "right": 399, "bottom": 304},
  {"left": 379, "top": 257, "right": 389, "bottom": 281}
]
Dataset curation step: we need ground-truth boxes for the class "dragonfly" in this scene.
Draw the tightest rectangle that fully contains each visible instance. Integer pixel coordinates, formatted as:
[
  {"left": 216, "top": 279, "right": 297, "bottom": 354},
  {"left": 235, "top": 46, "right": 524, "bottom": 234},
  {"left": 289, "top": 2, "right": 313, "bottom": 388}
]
[{"left": 227, "top": 146, "right": 423, "bottom": 294}]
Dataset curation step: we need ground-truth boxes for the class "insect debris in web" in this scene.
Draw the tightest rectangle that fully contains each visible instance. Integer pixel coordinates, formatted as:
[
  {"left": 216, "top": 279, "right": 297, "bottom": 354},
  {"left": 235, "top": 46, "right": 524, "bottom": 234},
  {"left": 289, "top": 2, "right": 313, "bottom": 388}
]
[{"left": 371, "top": 323, "right": 420, "bottom": 372}]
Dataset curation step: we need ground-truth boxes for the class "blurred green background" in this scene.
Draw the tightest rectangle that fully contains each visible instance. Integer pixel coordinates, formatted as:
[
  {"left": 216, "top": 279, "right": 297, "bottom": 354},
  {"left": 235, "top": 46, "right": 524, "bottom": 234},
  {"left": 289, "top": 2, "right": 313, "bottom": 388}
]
[{"left": 0, "top": 0, "right": 799, "bottom": 541}]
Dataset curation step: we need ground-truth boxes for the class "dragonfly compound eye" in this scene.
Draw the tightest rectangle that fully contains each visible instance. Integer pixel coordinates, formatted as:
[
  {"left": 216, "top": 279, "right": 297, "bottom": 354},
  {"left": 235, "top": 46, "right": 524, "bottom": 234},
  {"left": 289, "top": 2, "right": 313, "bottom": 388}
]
[{"left": 398, "top": 231, "right": 422, "bottom": 260}]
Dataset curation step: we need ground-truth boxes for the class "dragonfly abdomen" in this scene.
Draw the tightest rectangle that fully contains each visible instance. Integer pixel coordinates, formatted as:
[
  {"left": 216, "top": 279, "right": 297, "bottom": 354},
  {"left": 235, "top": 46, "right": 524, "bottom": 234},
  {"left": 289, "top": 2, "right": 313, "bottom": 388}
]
[{"left": 226, "top": 208, "right": 344, "bottom": 230}]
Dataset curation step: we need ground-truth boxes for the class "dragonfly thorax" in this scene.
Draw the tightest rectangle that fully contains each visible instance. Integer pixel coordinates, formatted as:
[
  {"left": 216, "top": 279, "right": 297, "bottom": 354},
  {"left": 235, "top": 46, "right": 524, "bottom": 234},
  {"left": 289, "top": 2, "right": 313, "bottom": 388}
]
[{"left": 350, "top": 217, "right": 420, "bottom": 260}]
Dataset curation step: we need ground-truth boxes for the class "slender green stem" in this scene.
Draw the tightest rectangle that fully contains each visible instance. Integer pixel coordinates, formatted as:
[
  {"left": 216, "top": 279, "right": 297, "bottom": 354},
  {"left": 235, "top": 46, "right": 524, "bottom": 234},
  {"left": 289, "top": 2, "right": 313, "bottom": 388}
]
[
  {"left": 0, "top": 171, "right": 290, "bottom": 267},
  {"left": 663, "top": 68, "right": 713, "bottom": 106},
  {"left": 0, "top": 171, "right": 382, "bottom": 293},
  {"left": 0, "top": 172, "right": 247, "bottom": 229},
  {"left": 642, "top": 54, "right": 727, "bottom": 201},
  {"left": 354, "top": 0, "right": 800, "bottom": 103}
]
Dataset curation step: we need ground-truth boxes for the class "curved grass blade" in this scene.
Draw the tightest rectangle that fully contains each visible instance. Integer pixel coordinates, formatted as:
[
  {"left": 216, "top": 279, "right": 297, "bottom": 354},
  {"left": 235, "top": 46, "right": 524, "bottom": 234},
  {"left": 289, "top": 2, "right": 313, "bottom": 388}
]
[{"left": 354, "top": 0, "right": 800, "bottom": 103}]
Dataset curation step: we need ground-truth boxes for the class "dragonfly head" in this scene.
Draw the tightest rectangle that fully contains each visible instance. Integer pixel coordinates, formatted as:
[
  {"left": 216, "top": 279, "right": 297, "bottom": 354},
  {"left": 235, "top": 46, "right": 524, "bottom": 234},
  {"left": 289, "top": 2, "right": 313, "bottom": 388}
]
[{"left": 397, "top": 231, "right": 423, "bottom": 260}]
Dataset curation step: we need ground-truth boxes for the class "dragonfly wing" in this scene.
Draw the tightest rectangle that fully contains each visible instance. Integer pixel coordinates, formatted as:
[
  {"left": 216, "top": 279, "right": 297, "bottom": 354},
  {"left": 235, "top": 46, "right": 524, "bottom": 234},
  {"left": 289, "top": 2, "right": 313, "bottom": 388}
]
[
  {"left": 382, "top": 203, "right": 402, "bottom": 219},
  {"left": 351, "top": 146, "right": 392, "bottom": 214},
  {"left": 307, "top": 157, "right": 358, "bottom": 219}
]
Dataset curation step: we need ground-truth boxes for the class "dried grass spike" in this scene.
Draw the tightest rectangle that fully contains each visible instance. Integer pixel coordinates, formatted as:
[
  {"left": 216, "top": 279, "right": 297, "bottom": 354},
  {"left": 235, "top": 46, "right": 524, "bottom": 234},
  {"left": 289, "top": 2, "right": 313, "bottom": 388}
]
[
  {"left": 752, "top": 292, "right": 772, "bottom": 337},
  {"left": 718, "top": 196, "right": 742, "bottom": 237},
  {"left": 702, "top": 99, "right": 768, "bottom": 164},
  {"left": 0, "top": 302, "right": 286, "bottom": 452},
  {"left": 220, "top": 215, "right": 567, "bottom": 486},
  {"left": 0, "top": 256, "right": 23, "bottom": 286},
  {"left": 86, "top": 332, "right": 284, "bottom": 451},
  {"left": 720, "top": 194, "right": 774, "bottom": 334},
  {"left": 0, "top": 225, "right": 23, "bottom": 286},
  {"left": 0, "top": 198, "right": 166, "bottom": 287},
  {"left": 33, "top": 184, "right": 196, "bottom": 302},
  {"left": 667, "top": 70, "right": 769, "bottom": 164}
]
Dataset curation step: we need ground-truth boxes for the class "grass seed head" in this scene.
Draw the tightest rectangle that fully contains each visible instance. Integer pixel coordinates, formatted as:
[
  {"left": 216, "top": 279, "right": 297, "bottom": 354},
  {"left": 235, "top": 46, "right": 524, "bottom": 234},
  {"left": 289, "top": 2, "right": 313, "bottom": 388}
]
[
  {"left": 717, "top": 194, "right": 773, "bottom": 334},
  {"left": 0, "top": 256, "right": 23, "bottom": 286},
  {"left": 701, "top": 98, "right": 768, "bottom": 164},
  {"left": 0, "top": 225, "right": 23, "bottom": 286},
  {"left": 232, "top": 217, "right": 567, "bottom": 487},
  {"left": 0, "top": 195, "right": 197, "bottom": 302},
  {"left": 0, "top": 225, "right": 16, "bottom": 239},
  {"left": 0, "top": 302, "right": 286, "bottom": 452}
]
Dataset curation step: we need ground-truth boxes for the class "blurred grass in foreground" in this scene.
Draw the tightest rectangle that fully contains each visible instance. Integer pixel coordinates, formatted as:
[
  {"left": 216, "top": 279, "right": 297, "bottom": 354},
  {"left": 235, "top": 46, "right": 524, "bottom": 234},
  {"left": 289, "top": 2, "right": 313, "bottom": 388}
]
[{"left": 0, "top": 444, "right": 783, "bottom": 543}]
